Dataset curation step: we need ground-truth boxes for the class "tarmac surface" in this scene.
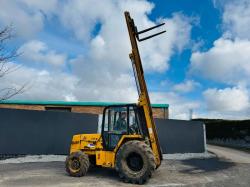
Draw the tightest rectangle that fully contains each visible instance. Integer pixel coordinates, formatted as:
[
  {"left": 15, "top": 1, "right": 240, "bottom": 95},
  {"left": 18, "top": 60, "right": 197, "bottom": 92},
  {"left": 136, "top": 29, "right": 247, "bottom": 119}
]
[
  {"left": 0, "top": 145, "right": 249, "bottom": 187},
  {"left": 208, "top": 144, "right": 250, "bottom": 163}
]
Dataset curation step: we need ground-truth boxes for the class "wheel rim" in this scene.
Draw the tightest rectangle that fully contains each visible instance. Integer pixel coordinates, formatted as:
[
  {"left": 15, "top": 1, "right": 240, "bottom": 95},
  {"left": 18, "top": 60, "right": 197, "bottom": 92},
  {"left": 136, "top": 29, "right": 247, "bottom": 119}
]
[
  {"left": 126, "top": 152, "right": 143, "bottom": 172},
  {"left": 69, "top": 158, "right": 81, "bottom": 172}
]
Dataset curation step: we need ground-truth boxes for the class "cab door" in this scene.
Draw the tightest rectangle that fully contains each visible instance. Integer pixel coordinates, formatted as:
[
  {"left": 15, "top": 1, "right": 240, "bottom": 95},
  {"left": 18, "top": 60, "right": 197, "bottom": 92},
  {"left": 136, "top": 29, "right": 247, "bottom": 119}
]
[
  {"left": 102, "top": 105, "right": 142, "bottom": 151},
  {"left": 102, "top": 106, "right": 128, "bottom": 150}
]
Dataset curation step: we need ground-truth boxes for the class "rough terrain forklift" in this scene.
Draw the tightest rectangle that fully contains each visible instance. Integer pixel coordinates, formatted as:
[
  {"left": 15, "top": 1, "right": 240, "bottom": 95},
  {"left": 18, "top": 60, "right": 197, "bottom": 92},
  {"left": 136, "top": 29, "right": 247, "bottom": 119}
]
[{"left": 65, "top": 11, "right": 166, "bottom": 184}]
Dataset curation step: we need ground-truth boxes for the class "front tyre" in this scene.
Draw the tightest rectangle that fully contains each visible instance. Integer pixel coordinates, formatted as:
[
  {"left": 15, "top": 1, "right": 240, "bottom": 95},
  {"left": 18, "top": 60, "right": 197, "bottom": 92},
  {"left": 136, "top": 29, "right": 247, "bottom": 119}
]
[
  {"left": 115, "top": 140, "right": 156, "bottom": 184},
  {"left": 65, "top": 151, "right": 90, "bottom": 177}
]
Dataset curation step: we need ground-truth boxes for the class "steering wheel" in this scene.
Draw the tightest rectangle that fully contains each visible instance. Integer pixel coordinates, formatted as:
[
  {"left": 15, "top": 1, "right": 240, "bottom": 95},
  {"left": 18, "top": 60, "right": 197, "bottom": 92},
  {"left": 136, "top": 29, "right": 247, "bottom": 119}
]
[{"left": 129, "top": 124, "right": 138, "bottom": 134}]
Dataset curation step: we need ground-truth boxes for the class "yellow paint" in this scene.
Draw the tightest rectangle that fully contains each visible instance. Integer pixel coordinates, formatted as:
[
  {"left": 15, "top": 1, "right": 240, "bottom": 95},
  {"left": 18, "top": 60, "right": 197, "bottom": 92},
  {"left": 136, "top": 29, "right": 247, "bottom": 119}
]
[
  {"left": 139, "top": 93, "right": 161, "bottom": 166},
  {"left": 96, "top": 151, "right": 115, "bottom": 167},
  {"left": 70, "top": 134, "right": 102, "bottom": 154},
  {"left": 70, "top": 133, "right": 142, "bottom": 168},
  {"left": 113, "top": 135, "right": 142, "bottom": 153}
]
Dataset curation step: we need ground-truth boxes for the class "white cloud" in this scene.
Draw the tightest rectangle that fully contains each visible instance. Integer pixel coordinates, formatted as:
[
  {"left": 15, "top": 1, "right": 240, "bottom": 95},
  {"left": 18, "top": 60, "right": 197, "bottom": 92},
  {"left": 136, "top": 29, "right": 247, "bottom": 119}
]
[
  {"left": 139, "top": 13, "right": 192, "bottom": 72},
  {"left": 0, "top": 0, "right": 43, "bottom": 37},
  {"left": 19, "top": 0, "right": 58, "bottom": 14},
  {"left": 150, "top": 91, "right": 200, "bottom": 119},
  {"left": 0, "top": 0, "right": 195, "bottom": 120},
  {"left": 187, "top": 0, "right": 250, "bottom": 119},
  {"left": 190, "top": 38, "right": 250, "bottom": 85},
  {"left": 222, "top": 0, "right": 250, "bottom": 39},
  {"left": 190, "top": 0, "right": 250, "bottom": 85},
  {"left": 0, "top": 63, "right": 79, "bottom": 101},
  {"left": 18, "top": 40, "right": 67, "bottom": 67},
  {"left": 0, "top": 59, "right": 138, "bottom": 102},
  {"left": 59, "top": 0, "right": 192, "bottom": 73},
  {"left": 59, "top": 0, "right": 154, "bottom": 42},
  {"left": 0, "top": 0, "right": 58, "bottom": 38},
  {"left": 173, "top": 80, "right": 200, "bottom": 93},
  {"left": 191, "top": 0, "right": 250, "bottom": 85},
  {"left": 203, "top": 86, "right": 249, "bottom": 112},
  {"left": 51, "top": 0, "right": 192, "bottom": 104},
  {"left": 69, "top": 55, "right": 138, "bottom": 102}
]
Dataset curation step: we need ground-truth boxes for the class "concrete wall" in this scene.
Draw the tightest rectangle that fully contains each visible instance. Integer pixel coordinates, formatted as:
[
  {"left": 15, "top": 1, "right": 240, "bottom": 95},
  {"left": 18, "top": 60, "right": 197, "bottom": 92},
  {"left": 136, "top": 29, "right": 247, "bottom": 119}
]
[{"left": 0, "top": 108, "right": 205, "bottom": 155}]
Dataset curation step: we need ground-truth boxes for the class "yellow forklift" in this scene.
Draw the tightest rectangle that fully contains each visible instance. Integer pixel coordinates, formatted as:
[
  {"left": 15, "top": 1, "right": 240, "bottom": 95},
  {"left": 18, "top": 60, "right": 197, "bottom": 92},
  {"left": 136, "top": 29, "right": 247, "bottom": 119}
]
[{"left": 65, "top": 11, "right": 166, "bottom": 184}]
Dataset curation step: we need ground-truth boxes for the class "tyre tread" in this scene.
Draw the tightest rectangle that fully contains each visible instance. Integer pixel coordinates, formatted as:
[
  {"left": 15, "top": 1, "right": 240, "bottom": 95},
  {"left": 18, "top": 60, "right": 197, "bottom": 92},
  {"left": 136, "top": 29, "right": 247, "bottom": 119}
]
[
  {"left": 115, "top": 140, "right": 156, "bottom": 184},
  {"left": 65, "top": 151, "right": 90, "bottom": 177}
]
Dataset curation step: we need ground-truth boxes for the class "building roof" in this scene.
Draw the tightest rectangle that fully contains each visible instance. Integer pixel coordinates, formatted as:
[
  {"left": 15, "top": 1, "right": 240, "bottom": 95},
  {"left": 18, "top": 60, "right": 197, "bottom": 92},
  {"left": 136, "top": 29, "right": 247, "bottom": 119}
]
[{"left": 0, "top": 100, "right": 169, "bottom": 108}]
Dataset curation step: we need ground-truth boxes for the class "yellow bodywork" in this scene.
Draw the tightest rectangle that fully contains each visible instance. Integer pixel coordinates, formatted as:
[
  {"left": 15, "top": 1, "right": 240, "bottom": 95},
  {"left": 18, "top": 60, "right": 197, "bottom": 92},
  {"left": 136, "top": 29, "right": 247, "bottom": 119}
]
[{"left": 70, "top": 134, "right": 142, "bottom": 168}]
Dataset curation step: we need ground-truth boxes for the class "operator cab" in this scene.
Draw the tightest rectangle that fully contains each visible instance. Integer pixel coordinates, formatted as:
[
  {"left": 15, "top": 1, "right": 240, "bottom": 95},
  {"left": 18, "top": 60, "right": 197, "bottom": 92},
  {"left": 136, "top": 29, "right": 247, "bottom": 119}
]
[{"left": 102, "top": 104, "right": 146, "bottom": 150}]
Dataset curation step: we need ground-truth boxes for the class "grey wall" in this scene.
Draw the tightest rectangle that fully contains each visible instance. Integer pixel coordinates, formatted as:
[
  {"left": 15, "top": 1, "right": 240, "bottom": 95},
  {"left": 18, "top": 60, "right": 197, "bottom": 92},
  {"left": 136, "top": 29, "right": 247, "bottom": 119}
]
[
  {"left": 0, "top": 108, "right": 98, "bottom": 155},
  {"left": 0, "top": 108, "right": 205, "bottom": 155},
  {"left": 155, "top": 119, "right": 205, "bottom": 153}
]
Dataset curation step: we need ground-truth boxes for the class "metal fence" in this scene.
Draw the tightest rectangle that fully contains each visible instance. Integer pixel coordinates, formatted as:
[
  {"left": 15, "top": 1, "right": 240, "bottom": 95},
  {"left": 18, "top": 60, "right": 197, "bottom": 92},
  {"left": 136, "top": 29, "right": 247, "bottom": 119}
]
[
  {"left": 155, "top": 119, "right": 205, "bottom": 153},
  {"left": 0, "top": 108, "right": 98, "bottom": 155},
  {"left": 0, "top": 108, "right": 205, "bottom": 155}
]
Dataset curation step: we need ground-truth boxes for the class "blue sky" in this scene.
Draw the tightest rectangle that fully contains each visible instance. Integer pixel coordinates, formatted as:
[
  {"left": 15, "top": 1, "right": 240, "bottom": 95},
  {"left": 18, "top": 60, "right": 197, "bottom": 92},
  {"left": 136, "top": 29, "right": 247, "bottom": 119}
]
[{"left": 0, "top": 0, "right": 250, "bottom": 119}]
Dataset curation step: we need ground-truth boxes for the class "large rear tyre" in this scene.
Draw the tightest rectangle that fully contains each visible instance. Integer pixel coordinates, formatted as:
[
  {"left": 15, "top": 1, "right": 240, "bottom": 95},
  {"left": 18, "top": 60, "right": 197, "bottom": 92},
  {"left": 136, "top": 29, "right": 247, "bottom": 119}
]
[
  {"left": 115, "top": 140, "right": 156, "bottom": 184},
  {"left": 65, "top": 151, "right": 90, "bottom": 177}
]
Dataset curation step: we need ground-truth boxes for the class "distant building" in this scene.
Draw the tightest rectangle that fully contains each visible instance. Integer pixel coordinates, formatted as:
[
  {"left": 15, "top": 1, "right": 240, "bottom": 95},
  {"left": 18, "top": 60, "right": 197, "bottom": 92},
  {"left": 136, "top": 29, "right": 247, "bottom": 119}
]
[{"left": 0, "top": 100, "right": 169, "bottom": 119}]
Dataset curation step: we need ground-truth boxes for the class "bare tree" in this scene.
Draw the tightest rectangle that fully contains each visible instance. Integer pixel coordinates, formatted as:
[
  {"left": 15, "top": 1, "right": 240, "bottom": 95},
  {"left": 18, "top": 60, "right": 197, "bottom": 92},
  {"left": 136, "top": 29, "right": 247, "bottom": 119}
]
[{"left": 0, "top": 26, "right": 26, "bottom": 101}]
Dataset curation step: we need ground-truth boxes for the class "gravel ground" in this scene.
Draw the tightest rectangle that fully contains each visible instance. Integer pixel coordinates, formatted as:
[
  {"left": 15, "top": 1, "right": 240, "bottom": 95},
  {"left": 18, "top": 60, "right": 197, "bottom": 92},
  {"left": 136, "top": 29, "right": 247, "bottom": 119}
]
[{"left": 0, "top": 145, "right": 249, "bottom": 187}]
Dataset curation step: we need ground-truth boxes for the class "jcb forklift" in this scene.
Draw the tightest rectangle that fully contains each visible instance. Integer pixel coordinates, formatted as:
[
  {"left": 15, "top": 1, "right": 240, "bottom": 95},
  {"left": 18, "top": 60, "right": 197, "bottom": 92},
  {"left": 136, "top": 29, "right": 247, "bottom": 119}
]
[{"left": 65, "top": 11, "right": 166, "bottom": 184}]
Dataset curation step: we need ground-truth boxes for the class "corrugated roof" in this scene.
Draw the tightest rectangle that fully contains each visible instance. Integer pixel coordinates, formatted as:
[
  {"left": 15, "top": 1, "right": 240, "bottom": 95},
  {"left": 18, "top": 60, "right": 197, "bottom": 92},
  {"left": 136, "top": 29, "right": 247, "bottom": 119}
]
[{"left": 0, "top": 100, "right": 169, "bottom": 108}]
